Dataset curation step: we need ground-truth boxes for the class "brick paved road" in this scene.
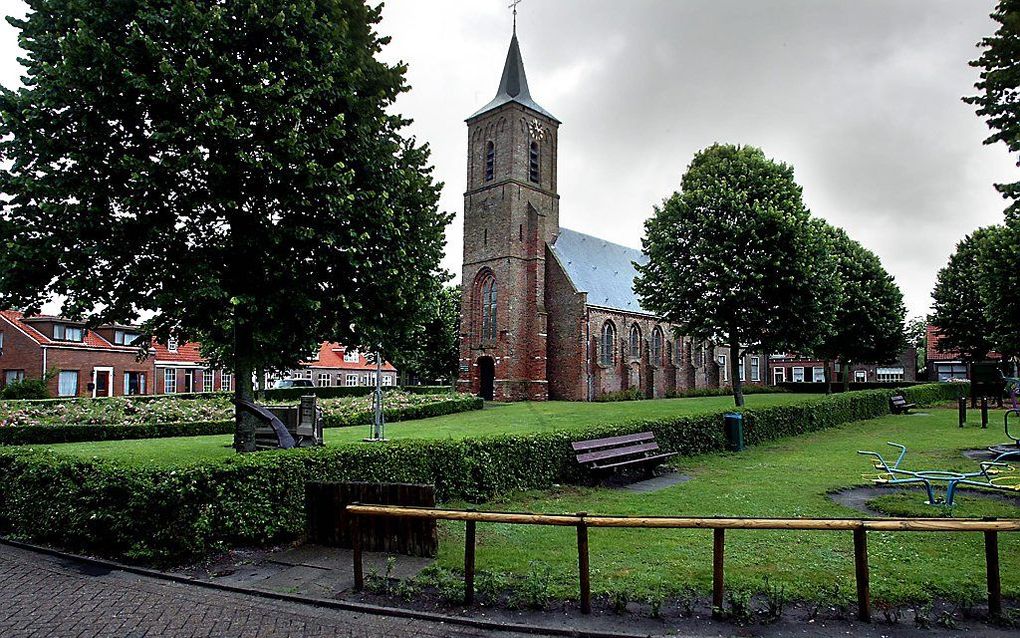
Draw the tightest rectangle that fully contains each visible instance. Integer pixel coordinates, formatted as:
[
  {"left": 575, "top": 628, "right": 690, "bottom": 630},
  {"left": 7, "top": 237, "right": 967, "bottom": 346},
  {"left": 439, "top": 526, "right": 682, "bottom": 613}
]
[{"left": 0, "top": 543, "right": 545, "bottom": 638}]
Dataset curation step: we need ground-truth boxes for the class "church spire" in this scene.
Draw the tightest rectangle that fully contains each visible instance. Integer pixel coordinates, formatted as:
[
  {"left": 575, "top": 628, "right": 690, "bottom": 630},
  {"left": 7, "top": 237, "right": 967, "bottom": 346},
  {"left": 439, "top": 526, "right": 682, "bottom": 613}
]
[{"left": 467, "top": 31, "right": 559, "bottom": 123}]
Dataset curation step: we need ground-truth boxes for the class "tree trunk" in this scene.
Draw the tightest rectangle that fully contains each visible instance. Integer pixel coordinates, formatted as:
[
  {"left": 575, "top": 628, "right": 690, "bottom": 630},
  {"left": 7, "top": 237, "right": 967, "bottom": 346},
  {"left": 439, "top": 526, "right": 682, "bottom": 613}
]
[
  {"left": 730, "top": 332, "right": 744, "bottom": 407},
  {"left": 842, "top": 360, "right": 851, "bottom": 393},
  {"left": 233, "top": 312, "right": 259, "bottom": 453},
  {"left": 824, "top": 359, "right": 832, "bottom": 395}
]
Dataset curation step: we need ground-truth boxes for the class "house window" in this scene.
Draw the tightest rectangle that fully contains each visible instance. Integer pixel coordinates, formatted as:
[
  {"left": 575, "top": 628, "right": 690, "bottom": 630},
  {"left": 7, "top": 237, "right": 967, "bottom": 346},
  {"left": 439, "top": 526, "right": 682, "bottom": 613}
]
[
  {"left": 124, "top": 372, "right": 146, "bottom": 396},
  {"left": 4, "top": 370, "right": 25, "bottom": 386},
  {"left": 361, "top": 374, "right": 370, "bottom": 386},
  {"left": 529, "top": 142, "right": 540, "bottom": 183},
  {"left": 750, "top": 356, "right": 761, "bottom": 382},
  {"left": 57, "top": 370, "right": 79, "bottom": 396},
  {"left": 855, "top": 370, "right": 868, "bottom": 383},
  {"left": 484, "top": 141, "right": 495, "bottom": 181},
  {"left": 221, "top": 371, "right": 232, "bottom": 391},
  {"left": 936, "top": 363, "right": 968, "bottom": 382},
  {"left": 876, "top": 367, "right": 904, "bottom": 383},
  {"left": 600, "top": 321, "right": 616, "bottom": 367},
  {"left": 317, "top": 373, "right": 330, "bottom": 387},
  {"left": 813, "top": 367, "right": 826, "bottom": 383},
  {"left": 652, "top": 327, "right": 663, "bottom": 365},
  {"left": 53, "top": 324, "right": 83, "bottom": 342},
  {"left": 480, "top": 276, "right": 498, "bottom": 341},
  {"left": 343, "top": 349, "right": 359, "bottom": 363},
  {"left": 203, "top": 370, "right": 214, "bottom": 393},
  {"left": 739, "top": 359, "right": 746, "bottom": 382},
  {"left": 166, "top": 337, "right": 178, "bottom": 352},
  {"left": 114, "top": 330, "right": 141, "bottom": 345},
  {"left": 164, "top": 368, "right": 177, "bottom": 393},
  {"left": 346, "top": 374, "right": 358, "bottom": 387},
  {"left": 629, "top": 324, "right": 641, "bottom": 359},
  {"left": 718, "top": 354, "right": 728, "bottom": 381},
  {"left": 774, "top": 367, "right": 785, "bottom": 385},
  {"left": 792, "top": 367, "right": 805, "bottom": 383},
  {"left": 382, "top": 375, "right": 394, "bottom": 386}
]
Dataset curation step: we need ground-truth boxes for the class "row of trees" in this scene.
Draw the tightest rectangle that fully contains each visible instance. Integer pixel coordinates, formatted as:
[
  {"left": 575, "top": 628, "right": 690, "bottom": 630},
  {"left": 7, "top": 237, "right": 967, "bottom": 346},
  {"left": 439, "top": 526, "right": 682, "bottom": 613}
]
[
  {"left": 0, "top": 0, "right": 455, "bottom": 451},
  {"left": 932, "top": 0, "right": 1020, "bottom": 367},
  {"left": 635, "top": 144, "right": 906, "bottom": 407}
]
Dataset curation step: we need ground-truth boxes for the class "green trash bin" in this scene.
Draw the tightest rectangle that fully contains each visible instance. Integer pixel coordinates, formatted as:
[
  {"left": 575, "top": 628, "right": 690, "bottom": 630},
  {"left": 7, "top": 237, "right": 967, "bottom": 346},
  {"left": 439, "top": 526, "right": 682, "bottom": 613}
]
[{"left": 724, "top": 412, "right": 744, "bottom": 452}]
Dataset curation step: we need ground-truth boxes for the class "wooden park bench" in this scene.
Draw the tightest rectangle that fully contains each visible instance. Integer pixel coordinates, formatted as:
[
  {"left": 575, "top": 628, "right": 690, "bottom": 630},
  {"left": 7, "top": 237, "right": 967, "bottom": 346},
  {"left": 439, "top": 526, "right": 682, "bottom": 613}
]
[
  {"left": 572, "top": 431, "right": 676, "bottom": 475},
  {"left": 234, "top": 395, "right": 324, "bottom": 450},
  {"left": 890, "top": 394, "right": 916, "bottom": 415}
]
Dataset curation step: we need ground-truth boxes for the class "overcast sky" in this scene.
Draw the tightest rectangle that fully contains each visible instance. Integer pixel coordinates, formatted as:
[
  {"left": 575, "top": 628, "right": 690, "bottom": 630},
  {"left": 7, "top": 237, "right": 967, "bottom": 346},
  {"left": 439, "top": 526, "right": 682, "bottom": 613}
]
[{"left": 1, "top": 1, "right": 1014, "bottom": 319}]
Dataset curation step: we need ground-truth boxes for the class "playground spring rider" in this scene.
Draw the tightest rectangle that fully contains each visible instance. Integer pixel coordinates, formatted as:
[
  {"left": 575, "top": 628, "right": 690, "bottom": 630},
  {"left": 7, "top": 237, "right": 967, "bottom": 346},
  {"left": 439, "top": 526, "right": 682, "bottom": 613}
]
[
  {"left": 858, "top": 442, "right": 1020, "bottom": 506},
  {"left": 988, "top": 376, "right": 1020, "bottom": 462}
]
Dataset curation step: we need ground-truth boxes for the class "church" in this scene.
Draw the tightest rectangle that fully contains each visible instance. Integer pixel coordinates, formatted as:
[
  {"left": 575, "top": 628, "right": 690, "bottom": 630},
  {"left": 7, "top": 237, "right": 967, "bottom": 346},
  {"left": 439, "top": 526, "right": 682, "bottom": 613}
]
[{"left": 456, "top": 31, "right": 758, "bottom": 401}]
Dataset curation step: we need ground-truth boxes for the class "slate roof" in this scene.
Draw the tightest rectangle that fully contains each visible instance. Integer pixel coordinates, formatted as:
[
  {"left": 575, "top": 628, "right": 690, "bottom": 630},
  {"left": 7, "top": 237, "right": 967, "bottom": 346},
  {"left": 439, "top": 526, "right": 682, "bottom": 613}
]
[
  {"left": 549, "top": 228, "right": 651, "bottom": 314},
  {"left": 468, "top": 33, "right": 559, "bottom": 123}
]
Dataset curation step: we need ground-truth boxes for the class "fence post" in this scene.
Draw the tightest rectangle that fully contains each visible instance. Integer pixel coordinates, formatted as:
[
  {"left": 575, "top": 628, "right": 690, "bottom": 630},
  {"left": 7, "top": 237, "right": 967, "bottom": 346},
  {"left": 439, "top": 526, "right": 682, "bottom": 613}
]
[
  {"left": 985, "top": 530, "right": 1002, "bottom": 617},
  {"left": 958, "top": 397, "right": 966, "bottom": 428},
  {"left": 464, "top": 519, "right": 476, "bottom": 606},
  {"left": 853, "top": 528, "right": 870, "bottom": 622},
  {"left": 576, "top": 512, "right": 591, "bottom": 614},
  {"left": 351, "top": 508, "right": 364, "bottom": 591},
  {"left": 712, "top": 528, "right": 725, "bottom": 618},
  {"left": 981, "top": 397, "right": 989, "bottom": 429}
]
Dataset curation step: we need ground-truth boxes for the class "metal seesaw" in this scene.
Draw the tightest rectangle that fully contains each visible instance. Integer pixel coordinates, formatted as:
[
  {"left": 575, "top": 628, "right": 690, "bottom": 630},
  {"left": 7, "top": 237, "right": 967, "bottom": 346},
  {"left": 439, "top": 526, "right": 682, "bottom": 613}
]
[{"left": 858, "top": 442, "right": 1020, "bottom": 506}]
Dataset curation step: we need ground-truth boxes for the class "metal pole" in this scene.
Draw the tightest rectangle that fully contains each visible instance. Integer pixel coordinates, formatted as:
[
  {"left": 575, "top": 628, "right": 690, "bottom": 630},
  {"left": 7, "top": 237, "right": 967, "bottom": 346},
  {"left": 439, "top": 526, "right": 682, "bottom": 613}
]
[
  {"left": 712, "top": 528, "right": 725, "bottom": 618},
  {"left": 981, "top": 397, "right": 989, "bottom": 429},
  {"left": 959, "top": 397, "right": 967, "bottom": 428},
  {"left": 985, "top": 530, "right": 1002, "bottom": 617},
  {"left": 576, "top": 513, "right": 591, "bottom": 614},
  {"left": 853, "top": 528, "right": 871, "bottom": 622}
]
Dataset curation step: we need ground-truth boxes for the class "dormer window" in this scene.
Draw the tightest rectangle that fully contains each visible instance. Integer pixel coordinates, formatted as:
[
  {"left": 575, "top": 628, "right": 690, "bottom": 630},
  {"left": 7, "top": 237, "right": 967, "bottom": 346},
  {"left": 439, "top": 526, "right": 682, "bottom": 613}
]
[
  {"left": 167, "top": 338, "right": 178, "bottom": 352},
  {"left": 484, "top": 141, "right": 495, "bottom": 181},
  {"left": 53, "top": 324, "right": 83, "bottom": 342},
  {"left": 343, "top": 349, "right": 359, "bottom": 363},
  {"left": 114, "top": 330, "right": 141, "bottom": 346},
  {"left": 529, "top": 142, "right": 540, "bottom": 183}
]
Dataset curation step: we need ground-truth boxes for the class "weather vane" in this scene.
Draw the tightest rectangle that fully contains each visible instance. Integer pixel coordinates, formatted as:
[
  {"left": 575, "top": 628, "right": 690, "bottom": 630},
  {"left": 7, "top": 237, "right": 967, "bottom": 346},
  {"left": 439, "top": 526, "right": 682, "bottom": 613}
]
[{"left": 509, "top": 0, "right": 522, "bottom": 33}]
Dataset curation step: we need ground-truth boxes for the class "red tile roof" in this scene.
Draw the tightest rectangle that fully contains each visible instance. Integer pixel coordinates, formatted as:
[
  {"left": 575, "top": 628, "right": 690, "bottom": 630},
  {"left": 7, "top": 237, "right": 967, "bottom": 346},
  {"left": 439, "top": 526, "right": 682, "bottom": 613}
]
[
  {"left": 302, "top": 342, "right": 396, "bottom": 372},
  {"left": 151, "top": 340, "right": 206, "bottom": 364},
  {"left": 926, "top": 324, "right": 1001, "bottom": 362},
  {"left": 0, "top": 310, "right": 133, "bottom": 350}
]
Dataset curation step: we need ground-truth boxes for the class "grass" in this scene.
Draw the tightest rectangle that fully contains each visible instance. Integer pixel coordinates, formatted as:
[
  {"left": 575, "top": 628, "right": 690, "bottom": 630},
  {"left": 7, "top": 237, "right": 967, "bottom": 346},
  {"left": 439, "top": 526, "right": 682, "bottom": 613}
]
[
  {"left": 436, "top": 408, "right": 1020, "bottom": 604},
  {"left": 25, "top": 393, "right": 817, "bottom": 467}
]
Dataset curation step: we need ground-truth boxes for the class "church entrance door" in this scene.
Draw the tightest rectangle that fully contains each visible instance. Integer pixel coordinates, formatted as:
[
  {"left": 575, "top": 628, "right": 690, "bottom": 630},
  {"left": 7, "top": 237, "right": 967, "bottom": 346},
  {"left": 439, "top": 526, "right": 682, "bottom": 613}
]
[{"left": 477, "top": 357, "right": 495, "bottom": 400}]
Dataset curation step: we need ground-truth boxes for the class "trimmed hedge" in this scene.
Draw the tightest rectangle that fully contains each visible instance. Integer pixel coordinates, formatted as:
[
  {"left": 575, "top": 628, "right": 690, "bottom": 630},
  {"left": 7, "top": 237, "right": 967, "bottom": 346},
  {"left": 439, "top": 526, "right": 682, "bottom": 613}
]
[
  {"left": 0, "top": 396, "right": 482, "bottom": 445},
  {"left": 0, "top": 387, "right": 941, "bottom": 565},
  {"left": 899, "top": 381, "right": 969, "bottom": 406},
  {"left": 779, "top": 381, "right": 923, "bottom": 393}
]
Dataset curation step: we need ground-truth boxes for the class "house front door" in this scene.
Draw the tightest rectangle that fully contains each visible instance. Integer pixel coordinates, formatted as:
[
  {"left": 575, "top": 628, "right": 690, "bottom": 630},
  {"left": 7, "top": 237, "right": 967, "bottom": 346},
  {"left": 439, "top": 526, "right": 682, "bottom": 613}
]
[{"left": 93, "top": 368, "right": 113, "bottom": 398}]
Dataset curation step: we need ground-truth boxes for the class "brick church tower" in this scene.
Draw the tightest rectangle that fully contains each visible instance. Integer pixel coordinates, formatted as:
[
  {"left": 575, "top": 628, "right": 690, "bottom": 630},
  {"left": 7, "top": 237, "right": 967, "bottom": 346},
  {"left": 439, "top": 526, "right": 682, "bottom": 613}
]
[{"left": 456, "top": 31, "right": 560, "bottom": 401}]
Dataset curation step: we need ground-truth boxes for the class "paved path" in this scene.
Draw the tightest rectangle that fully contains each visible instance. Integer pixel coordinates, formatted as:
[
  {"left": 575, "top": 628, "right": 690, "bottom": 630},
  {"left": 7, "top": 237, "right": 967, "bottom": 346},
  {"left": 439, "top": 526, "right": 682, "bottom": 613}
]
[{"left": 0, "top": 543, "right": 542, "bottom": 638}]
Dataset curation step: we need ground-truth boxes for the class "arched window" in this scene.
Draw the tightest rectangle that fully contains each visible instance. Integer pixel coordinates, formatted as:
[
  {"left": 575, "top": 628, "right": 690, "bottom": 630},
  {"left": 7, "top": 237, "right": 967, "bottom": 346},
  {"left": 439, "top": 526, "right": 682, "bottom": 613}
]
[
  {"left": 529, "top": 142, "right": 540, "bottom": 183},
  {"left": 484, "top": 141, "right": 495, "bottom": 181},
  {"left": 652, "top": 327, "right": 664, "bottom": 365},
  {"left": 629, "top": 324, "right": 641, "bottom": 359},
  {"left": 675, "top": 339, "right": 683, "bottom": 365},
  {"left": 600, "top": 321, "right": 616, "bottom": 367},
  {"left": 480, "top": 276, "right": 497, "bottom": 341}
]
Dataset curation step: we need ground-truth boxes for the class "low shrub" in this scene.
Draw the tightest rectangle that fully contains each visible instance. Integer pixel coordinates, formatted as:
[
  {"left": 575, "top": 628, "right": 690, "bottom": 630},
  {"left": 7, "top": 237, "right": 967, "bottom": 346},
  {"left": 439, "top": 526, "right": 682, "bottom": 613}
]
[
  {"left": 898, "top": 381, "right": 969, "bottom": 406},
  {"left": 666, "top": 385, "right": 784, "bottom": 399},
  {"left": 780, "top": 382, "right": 922, "bottom": 393},
  {"left": 594, "top": 388, "right": 645, "bottom": 402},
  {"left": 0, "top": 386, "right": 947, "bottom": 564},
  {"left": 0, "top": 378, "right": 51, "bottom": 400}
]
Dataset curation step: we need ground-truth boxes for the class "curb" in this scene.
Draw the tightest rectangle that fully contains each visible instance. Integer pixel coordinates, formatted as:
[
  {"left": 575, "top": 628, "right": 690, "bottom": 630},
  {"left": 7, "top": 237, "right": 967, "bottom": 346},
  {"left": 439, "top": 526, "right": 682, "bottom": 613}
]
[{"left": 0, "top": 537, "right": 641, "bottom": 638}]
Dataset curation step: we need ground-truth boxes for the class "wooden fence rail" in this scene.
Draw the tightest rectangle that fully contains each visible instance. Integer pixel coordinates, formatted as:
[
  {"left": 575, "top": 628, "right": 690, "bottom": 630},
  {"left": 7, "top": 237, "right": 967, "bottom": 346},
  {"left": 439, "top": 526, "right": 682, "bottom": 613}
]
[{"left": 346, "top": 504, "right": 1019, "bottom": 621}]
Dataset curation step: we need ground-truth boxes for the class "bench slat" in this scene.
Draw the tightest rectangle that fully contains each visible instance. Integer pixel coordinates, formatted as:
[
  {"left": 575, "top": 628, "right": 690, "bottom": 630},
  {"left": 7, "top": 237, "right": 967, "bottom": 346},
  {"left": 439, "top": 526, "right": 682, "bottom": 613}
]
[
  {"left": 594, "top": 451, "right": 678, "bottom": 470},
  {"left": 571, "top": 432, "right": 654, "bottom": 452},
  {"left": 576, "top": 441, "right": 660, "bottom": 464}
]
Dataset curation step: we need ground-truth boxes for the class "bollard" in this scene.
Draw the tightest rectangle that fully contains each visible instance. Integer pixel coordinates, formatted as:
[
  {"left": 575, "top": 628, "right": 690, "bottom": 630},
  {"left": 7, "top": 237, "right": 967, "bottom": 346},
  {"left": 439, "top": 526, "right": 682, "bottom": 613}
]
[
  {"left": 959, "top": 397, "right": 967, "bottom": 427},
  {"left": 981, "top": 397, "right": 989, "bottom": 429}
]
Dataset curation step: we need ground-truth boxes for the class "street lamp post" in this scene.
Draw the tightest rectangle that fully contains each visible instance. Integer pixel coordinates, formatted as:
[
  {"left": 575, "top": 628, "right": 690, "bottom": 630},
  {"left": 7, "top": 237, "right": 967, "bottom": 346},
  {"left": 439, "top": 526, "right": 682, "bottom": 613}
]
[{"left": 365, "top": 349, "right": 387, "bottom": 442}]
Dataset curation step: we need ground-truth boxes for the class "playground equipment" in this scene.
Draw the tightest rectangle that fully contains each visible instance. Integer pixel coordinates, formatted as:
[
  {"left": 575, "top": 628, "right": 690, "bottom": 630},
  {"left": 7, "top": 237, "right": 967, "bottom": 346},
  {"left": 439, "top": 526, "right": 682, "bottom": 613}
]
[
  {"left": 858, "top": 442, "right": 1020, "bottom": 506},
  {"left": 988, "top": 375, "right": 1020, "bottom": 462}
]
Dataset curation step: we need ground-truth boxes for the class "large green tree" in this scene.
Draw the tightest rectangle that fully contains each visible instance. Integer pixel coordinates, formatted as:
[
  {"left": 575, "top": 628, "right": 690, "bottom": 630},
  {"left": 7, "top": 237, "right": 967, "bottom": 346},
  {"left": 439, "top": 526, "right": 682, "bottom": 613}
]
[
  {"left": 635, "top": 144, "right": 837, "bottom": 407},
  {"left": 965, "top": 0, "right": 1020, "bottom": 219},
  {"left": 976, "top": 223, "right": 1020, "bottom": 362},
  {"left": 391, "top": 282, "right": 461, "bottom": 385},
  {"left": 931, "top": 227, "right": 998, "bottom": 362},
  {"left": 0, "top": 0, "right": 450, "bottom": 451},
  {"left": 815, "top": 223, "right": 906, "bottom": 389}
]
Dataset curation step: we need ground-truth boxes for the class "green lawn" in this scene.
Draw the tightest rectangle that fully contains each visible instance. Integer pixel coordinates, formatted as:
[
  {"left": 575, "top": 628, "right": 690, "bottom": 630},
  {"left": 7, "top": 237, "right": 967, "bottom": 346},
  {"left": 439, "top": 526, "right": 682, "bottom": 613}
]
[
  {"left": 29, "top": 393, "right": 818, "bottom": 467},
  {"left": 434, "top": 408, "right": 1020, "bottom": 604}
]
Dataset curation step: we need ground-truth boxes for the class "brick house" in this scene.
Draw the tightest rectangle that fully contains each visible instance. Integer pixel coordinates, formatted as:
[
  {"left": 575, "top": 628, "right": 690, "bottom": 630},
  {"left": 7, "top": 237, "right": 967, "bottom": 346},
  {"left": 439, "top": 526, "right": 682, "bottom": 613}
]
[
  {"left": 456, "top": 33, "right": 756, "bottom": 401},
  {"left": 0, "top": 311, "right": 153, "bottom": 397},
  {"left": 768, "top": 348, "right": 918, "bottom": 385},
  {"left": 151, "top": 340, "right": 233, "bottom": 394},
  {"left": 925, "top": 324, "right": 1001, "bottom": 382},
  {"left": 279, "top": 342, "right": 398, "bottom": 388}
]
